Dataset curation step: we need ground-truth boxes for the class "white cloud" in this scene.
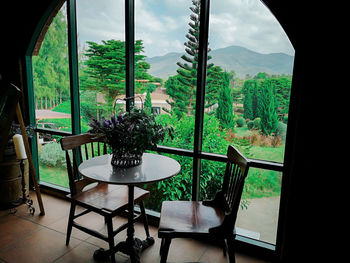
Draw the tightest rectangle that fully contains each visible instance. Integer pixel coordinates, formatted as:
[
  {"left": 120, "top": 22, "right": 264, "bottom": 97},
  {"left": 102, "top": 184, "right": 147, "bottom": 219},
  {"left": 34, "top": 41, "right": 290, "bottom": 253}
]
[{"left": 75, "top": 0, "right": 294, "bottom": 57}]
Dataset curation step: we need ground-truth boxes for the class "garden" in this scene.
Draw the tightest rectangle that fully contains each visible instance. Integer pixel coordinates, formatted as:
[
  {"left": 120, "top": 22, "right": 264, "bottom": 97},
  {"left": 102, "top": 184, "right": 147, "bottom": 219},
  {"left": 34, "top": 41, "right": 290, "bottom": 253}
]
[{"left": 33, "top": 2, "right": 291, "bottom": 212}]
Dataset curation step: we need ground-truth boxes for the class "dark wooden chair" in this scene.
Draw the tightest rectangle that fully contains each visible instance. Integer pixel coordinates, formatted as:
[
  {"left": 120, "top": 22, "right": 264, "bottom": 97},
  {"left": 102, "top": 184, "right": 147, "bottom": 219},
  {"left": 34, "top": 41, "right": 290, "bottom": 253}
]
[
  {"left": 158, "top": 145, "right": 250, "bottom": 263},
  {"left": 60, "top": 133, "right": 151, "bottom": 263}
]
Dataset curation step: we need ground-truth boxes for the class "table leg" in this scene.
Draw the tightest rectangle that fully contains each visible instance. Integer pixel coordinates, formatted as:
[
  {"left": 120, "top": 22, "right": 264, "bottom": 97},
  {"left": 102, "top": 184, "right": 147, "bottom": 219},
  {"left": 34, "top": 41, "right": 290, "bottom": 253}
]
[
  {"left": 117, "top": 185, "right": 152, "bottom": 262},
  {"left": 93, "top": 185, "right": 154, "bottom": 263}
]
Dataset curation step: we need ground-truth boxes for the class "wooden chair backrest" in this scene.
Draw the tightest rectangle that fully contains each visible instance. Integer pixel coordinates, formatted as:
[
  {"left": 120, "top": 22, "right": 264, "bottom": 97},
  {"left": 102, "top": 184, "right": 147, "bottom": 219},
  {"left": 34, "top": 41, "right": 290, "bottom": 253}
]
[
  {"left": 209, "top": 145, "right": 250, "bottom": 234},
  {"left": 60, "top": 133, "right": 107, "bottom": 196}
]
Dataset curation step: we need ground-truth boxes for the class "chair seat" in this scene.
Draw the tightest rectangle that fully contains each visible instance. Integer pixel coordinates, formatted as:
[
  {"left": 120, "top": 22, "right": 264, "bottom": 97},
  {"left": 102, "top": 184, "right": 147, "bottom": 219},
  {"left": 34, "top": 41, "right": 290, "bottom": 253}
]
[
  {"left": 68, "top": 183, "right": 149, "bottom": 214},
  {"left": 158, "top": 201, "right": 225, "bottom": 238}
]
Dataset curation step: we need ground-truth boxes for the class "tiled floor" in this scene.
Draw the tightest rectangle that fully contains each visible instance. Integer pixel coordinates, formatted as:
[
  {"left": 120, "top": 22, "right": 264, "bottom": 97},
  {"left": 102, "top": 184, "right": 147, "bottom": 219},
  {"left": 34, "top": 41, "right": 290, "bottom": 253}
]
[{"left": 0, "top": 192, "right": 270, "bottom": 263}]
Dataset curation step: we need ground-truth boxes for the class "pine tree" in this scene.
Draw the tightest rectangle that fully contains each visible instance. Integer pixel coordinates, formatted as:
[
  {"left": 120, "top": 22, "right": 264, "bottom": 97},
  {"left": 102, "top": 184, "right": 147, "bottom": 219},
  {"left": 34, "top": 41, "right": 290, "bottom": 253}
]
[
  {"left": 166, "top": 0, "right": 217, "bottom": 118},
  {"left": 259, "top": 80, "right": 278, "bottom": 135},
  {"left": 144, "top": 89, "right": 152, "bottom": 115},
  {"left": 242, "top": 80, "right": 257, "bottom": 120},
  {"left": 216, "top": 71, "right": 234, "bottom": 129}
]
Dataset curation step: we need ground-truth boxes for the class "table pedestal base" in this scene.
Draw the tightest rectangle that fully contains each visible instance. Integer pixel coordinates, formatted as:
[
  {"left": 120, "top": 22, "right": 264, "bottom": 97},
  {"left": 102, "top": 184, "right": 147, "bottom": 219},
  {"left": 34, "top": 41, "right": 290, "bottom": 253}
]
[{"left": 93, "top": 237, "right": 154, "bottom": 263}]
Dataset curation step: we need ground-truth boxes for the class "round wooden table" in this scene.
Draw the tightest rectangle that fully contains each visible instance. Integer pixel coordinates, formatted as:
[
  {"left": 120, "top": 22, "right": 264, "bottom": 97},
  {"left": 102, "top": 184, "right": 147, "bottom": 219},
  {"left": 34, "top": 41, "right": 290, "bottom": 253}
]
[{"left": 79, "top": 153, "right": 181, "bottom": 263}]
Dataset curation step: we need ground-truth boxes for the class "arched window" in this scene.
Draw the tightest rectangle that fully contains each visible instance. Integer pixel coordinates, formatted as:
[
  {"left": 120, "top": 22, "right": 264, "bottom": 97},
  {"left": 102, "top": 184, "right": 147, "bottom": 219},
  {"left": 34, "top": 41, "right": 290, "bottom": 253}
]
[{"left": 26, "top": 0, "right": 294, "bottom": 252}]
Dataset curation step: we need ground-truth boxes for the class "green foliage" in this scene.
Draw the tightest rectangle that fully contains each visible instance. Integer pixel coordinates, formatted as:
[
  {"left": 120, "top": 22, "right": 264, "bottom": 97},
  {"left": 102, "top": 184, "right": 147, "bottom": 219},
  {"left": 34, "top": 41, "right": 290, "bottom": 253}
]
[
  {"left": 247, "top": 120, "right": 254, "bottom": 130},
  {"left": 32, "top": 10, "right": 70, "bottom": 109},
  {"left": 242, "top": 80, "right": 258, "bottom": 120},
  {"left": 253, "top": 117, "right": 261, "bottom": 130},
  {"left": 242, "top": 75, "right": 290, "bottom": 136},
  {"left": 166, "top": 0, "right": 201, "bottom": 117},
  {"left": 216, "top": 71, "right": 235, "bottom": 129},
  {"left": 39, "top": 142, "right": 66, "bottom": 168},
  {"left": 144, "top": 90, "right": 152, "bottom": 115},
  {"left": 244, "top": 168, "right": 281, "bottom": 198},
  {"left": 166, "top": 0, "right": 223, "bottom": 118},
  {"left": 277, "top": 121, "right": 287, "bottom": 142},
  {"left": 259, "top": 80, "right": 279, "bottom": 135},
  {"left": 88, "top": 108, "right": 173, "bottom": 156},
  {"left": 80, "top": 39, "right": 151, "bottom": 110},
  {"left": 236, "top": 117, "right": 246, "bottom": 127},
  {"left": 144, "top": 114, "right": 228, "bottom": 210}
]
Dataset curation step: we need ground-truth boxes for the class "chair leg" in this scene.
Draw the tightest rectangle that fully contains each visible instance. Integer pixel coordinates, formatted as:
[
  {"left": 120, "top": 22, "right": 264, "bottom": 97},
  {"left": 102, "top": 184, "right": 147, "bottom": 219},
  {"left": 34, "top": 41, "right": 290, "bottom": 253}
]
[
  {"left": 66, "top": 202, "right": 76, "bottom": 245},
  {"left": 226, "top": 236, "right": 236, "bottom": 263},
  {"left": 139, "top": 201, "right": 150, "bottom": 238},
  {"left": 160, "top": 238, "right": 171, "bottom": 263},
  {"left": 159, "top": 238, "right": 165, "bottom": 255},
  {"left": 222, "top": 239, "right": 227, "bottom": 256},
  {"left": 106, "top": 216, "right": 115, "bottom": 263}
]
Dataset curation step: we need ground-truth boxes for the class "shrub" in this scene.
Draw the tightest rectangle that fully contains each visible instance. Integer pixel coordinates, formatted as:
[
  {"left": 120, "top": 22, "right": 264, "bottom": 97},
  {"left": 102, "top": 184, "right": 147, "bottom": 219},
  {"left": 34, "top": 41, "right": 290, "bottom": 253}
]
[
  {"left": 271, "top": 135, "right": 282, "bottom": 148},
  {"left": 236, "top": 117, "right": 246, "bottom": 127},
  {"left": 253, "top": 117, "right": 261, "bottom": 130},
  {"left": 277, "top": 121, "right": 287, "bottom": 141},
  {"left": 39, "top": 142, "right": 66, "bottom": 167},
  {"left": 247, "top": 120, "right": 254, "bottom": 130},
  {"left": 144, "top": 114, "right": 229, "bottom": 211}
]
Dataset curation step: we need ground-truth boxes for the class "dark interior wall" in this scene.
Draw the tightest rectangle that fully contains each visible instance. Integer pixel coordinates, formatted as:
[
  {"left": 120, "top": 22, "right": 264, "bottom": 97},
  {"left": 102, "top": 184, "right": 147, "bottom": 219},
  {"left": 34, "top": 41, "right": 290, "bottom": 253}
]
[
  {"left": 0, "top": 1, "right": 328, "bottom": 262},
  {"left": 1, "top": 1, "right": 53, "bottom": 84}
]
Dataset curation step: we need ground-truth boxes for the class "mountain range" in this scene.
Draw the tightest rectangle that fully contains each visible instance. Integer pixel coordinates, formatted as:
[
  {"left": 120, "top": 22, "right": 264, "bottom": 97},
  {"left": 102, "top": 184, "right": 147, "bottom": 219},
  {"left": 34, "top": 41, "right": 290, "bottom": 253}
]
[{"left": 145, "top": 45, "right": 294, "bottom": 79}]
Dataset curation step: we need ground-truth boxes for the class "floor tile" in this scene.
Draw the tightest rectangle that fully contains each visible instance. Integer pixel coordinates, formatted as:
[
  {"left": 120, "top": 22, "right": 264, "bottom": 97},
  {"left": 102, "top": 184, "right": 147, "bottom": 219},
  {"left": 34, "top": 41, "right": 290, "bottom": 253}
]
[
  {"left": 0, "top": 192, "right": 271, "bottom": 263},
  {"left": 53, "top": 241, "right": 129, "bottom": 263},
  {"left": 48, "top": 209, "right": 106, "bottom": 242},
  {"left": 0, "top": 214, "right": 42, "bottom": 250},
  {"left": 166, "top": 238, "right": 207, "bottom": 263},
  {"left": 0, "top": 227, "right": 81, "bottom": 263},
  {"left": 199, "top": 244, "right": 228, "bottom": 263},
  {"left": 14, "top": 193, "right": 70, "bottom": 227}
]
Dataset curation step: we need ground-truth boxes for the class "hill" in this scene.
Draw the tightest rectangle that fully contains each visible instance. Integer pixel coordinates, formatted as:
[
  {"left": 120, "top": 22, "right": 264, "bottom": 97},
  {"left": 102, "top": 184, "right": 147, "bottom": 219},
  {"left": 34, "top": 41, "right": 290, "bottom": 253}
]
[{"left": 145, "top": 45, "right": 294, "bottom": 79}]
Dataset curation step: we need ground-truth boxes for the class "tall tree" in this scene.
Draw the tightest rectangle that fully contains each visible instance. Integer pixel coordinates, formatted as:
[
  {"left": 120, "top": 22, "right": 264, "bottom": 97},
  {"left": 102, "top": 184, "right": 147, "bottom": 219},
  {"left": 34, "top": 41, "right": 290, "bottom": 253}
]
[
  {"left": 144, "top": 86, "right": 152, "bottom": 115},
  {"left": 166, "top": 0, "right": 218, "bottom": 118},
  {"left": 242, "top": 80, "right": 258, "bottom": 120},
  {"left": 259, "top": 80, "right": 279, "bottom": 135},
  {"left": 33, "top": 10, "right": 69, "bottom": 109},
  {"left": 80, "top": 39, "right": 151, "bottom": 110},
  {"left": 216, "top": 71, "right": 234, "bottom": 129}
]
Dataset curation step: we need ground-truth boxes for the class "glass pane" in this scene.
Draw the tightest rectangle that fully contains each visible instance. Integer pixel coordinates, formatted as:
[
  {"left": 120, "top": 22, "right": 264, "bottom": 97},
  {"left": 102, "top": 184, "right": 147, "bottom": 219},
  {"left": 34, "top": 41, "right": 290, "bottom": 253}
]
[
  {"left": 37, "top": 132, "right": 68, "bottom": 188},
  {"left": 32, "top": 3, "right": 71, "bottom": 132},
  {"left": 200, "top": 159, "right": 225, "bottom": 200},
  {"left": 200, "top": 160, "right": 281, "bottom": 245},
  {"left": 76, "top": 0, "right": 126, "bottom": 132},
  {"left": 203, "top": 0, "right": 294, "bottom": 164},
  {"left": 135, "top": 0, "right": 196, "bottom": 150},
  {"left": 143, "top": 153, "right": 192, "bottom": 212},
  {"left": 236, "top": 168, "right": 282, "bottom": 244}
]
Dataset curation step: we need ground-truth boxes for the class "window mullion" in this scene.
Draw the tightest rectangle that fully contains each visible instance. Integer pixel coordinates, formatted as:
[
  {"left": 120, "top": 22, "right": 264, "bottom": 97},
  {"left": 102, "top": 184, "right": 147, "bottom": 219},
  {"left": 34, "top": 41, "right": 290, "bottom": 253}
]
[
  {"left": 192, "top": 0, "right": 210, "bottom": 201},
  {"left": 67, "top": 0, "right": 81, "bottom": 134},
  {"left": 125, "top": 0, "right": 135, "bottom": 111}
]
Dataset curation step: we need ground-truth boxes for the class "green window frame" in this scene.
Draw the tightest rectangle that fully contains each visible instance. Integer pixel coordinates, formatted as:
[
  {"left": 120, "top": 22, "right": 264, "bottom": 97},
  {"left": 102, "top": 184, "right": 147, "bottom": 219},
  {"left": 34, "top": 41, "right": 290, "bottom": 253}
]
[{"left": 24, "top": 0, "right": 291, "bottom": 258}]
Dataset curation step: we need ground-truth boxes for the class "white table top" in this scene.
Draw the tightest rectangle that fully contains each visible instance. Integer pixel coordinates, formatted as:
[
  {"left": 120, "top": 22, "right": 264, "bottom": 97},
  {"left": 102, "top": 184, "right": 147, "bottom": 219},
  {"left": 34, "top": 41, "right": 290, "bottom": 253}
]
[{"left": 78, "top": 153, "right": 181, "bottom": 185}]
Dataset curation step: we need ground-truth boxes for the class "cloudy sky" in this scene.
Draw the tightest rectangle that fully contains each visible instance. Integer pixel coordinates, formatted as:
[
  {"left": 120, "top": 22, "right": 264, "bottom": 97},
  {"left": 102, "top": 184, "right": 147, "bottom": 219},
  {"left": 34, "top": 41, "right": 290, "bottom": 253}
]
[{"left": 76, "top": 0, "right": 294, "bottom": 57}]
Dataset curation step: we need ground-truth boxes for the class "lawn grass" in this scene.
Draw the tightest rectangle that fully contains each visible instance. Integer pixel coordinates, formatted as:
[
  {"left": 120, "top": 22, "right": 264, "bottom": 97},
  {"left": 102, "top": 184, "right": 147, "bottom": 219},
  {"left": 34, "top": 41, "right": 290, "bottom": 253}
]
[{"left": 39, "top": 165, "right": 69, "bottom": 188}]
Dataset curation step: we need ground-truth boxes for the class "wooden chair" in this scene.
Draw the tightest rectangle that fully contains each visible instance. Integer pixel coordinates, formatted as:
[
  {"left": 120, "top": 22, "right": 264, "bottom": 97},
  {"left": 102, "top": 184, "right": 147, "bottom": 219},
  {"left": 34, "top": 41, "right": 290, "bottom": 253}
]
[
  {"left": 60, "top": 133, "right": 151, "bottom": 263},
  {"left": 158, "top": 145, "right": 250, "bottom": 263}
]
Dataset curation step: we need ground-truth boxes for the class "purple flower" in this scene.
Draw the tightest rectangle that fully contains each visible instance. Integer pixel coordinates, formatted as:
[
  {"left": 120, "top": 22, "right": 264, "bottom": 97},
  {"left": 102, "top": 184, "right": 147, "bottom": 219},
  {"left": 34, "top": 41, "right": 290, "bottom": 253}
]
[
  {"left": 117, "top": 114, "right": 124, "bottom": 123},
  {"left": 89, "top": 119, "right": 100, "bottom": 129},
  {"left": 111, "top": 115, "right": 117, "bottom": 125},
  {"left": 102, "top": 117, "right": 112, "bottom": 128}
]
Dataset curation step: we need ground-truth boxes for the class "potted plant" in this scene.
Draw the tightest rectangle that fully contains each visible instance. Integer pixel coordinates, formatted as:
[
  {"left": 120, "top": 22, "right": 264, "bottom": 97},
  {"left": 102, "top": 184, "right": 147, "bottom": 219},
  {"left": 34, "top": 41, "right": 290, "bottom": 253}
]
[{"left": 88, "top": 108, "right": 173, "bottom": 167}]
